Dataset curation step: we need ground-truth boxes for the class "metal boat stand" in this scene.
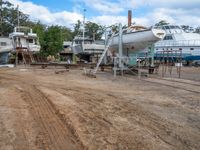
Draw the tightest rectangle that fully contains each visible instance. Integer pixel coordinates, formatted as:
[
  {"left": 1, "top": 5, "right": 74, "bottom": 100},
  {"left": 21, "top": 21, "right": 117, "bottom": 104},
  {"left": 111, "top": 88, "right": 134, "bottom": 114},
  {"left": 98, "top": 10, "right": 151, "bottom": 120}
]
[{"left": 112, "top": 23, "right": 130, "bottom": 78}]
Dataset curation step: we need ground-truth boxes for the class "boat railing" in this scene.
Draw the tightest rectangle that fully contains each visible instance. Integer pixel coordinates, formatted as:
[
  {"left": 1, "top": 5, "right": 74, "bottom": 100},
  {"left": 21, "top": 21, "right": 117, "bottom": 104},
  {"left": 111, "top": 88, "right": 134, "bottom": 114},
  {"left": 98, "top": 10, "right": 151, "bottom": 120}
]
[{"left": 156, "top": 39, "right": 200, "bottom": 47}]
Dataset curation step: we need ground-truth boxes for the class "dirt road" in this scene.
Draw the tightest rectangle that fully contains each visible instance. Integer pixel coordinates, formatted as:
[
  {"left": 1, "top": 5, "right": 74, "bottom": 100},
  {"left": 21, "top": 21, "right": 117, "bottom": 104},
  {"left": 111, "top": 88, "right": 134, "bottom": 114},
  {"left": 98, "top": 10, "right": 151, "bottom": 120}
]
[{"left": 0, "top": 67, "right": 200, "bottom": 149}]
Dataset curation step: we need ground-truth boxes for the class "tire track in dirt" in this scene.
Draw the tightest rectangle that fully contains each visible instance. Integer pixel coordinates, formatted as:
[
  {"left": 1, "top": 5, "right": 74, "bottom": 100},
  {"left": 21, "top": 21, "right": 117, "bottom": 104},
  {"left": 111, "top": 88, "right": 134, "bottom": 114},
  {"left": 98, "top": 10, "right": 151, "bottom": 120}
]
[
  {"left": 1, "top": 69, "right": 200, "bottom": 149},
  {"left": 142, "top": 78, "right": 200, "bottom": 94},
  {"left": 16, "top": 84, "right": 84, "bottom": 150},
  {"left": 50, "top": 87, "right": 174, "bottom": 149},
  {"left": 53, "top": 87, "right": 199, "bottom": 150}
]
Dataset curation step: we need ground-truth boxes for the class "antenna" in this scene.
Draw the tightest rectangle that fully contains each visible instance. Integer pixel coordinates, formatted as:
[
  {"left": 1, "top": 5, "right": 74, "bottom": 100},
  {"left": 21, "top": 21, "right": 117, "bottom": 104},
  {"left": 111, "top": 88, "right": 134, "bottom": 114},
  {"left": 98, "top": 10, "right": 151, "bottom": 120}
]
[
  {"left": 82, "top": 8, "right": 86, "bottom": 51},
  {"left": 17, "top": 5, "right": 19, "bottom": 27},
  {"left": 0, "top": 1, "right": 2, "bottom": 36}
]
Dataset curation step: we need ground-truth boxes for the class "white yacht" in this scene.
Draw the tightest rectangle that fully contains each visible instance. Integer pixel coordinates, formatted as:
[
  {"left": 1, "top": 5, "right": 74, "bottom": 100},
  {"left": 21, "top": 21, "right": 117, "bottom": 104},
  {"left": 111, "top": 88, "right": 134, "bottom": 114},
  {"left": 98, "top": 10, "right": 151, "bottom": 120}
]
[
  {"left": 71, "top": 36, "right": 105, "bottom": 55},
  {"left": 155, "top": 25, "right": 200, "bottom": 61},
  {"left": 109, "top": 25, "right": 166, "bottom": 54},
  {"left": 9, "top": 26, "right": 41, "bottom": 52},
  {"left": 0, "top": 26, "right": 40, "bottom": 64}
]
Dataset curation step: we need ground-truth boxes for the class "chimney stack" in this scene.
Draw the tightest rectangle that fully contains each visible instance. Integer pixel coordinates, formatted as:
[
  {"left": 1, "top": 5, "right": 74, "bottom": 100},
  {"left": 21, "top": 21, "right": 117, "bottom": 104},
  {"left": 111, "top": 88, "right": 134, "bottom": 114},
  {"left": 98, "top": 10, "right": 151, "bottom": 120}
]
[{"left": 128, "top": 10, "right": 132, "bottom": 27}]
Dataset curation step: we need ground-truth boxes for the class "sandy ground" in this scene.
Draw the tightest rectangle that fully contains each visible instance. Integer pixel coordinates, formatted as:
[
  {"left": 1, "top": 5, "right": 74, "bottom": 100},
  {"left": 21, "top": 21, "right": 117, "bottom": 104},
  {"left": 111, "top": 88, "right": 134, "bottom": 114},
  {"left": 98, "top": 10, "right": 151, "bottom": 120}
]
[
  {"left": 157, "top": 66, "right": 200, "bottom": 81},
  {"left": 0, "top": 66, "right": 200, "bottom": 150}
]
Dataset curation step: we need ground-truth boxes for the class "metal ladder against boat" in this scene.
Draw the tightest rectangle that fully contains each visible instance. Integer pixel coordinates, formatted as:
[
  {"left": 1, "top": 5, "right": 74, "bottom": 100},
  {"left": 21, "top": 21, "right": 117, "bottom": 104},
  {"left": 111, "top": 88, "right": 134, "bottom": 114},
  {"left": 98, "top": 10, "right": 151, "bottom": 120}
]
[{"left": 93, "top": 33, "right": 115, "bottom": 74}]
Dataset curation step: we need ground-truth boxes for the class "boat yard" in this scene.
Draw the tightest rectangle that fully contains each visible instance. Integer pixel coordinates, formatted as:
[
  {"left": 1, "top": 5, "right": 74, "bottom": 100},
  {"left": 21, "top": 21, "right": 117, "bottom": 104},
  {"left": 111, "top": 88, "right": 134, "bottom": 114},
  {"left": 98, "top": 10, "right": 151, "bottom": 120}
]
[
  {"left": 0, "top": 18, "right": 200, "bottom": 150},
  {"left": 1, "top": 1, "right": 200, "bottom": 149},
  {"left": 0, "top": 66, "right": 200, "bottom": 149}
]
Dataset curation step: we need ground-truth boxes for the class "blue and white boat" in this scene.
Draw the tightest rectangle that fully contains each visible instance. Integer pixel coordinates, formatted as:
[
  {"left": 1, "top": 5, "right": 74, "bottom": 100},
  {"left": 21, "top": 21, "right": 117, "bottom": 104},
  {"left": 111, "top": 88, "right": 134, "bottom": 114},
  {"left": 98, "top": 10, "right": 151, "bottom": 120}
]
[{"left": 155, "top": 25, "right": 200, "bottom": 61}]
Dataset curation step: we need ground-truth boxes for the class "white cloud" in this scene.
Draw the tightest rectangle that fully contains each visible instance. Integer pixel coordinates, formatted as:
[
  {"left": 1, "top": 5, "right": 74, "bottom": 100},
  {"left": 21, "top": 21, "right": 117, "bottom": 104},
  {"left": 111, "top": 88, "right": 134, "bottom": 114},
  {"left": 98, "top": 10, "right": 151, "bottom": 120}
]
[
  {"left": 91, "top": 15, "right": 126, "bottom": 26},
  {"left": 79, "top": 0, "right": 200, "bottom": 14},
  {"left": 78, "top": 0, "right": 124, "bottom": 14},
  {"left": 7, "top": 0, "right": 200, "bottom": 28},
  {"left": 146, "top": 8, "right": 200, "bottom": 27},
  {"left": 8, "top": 0, "right": 83, "bottom": 27},
  {"left": 91, "top": 7, "right": 200, "bottom": 27},
  {"left": 91, "top": 15, "right": 150, "bottom": 27},
  {"left": 77, "top": 0, "right": 200, "bottom": 27},
  {"left": 122, "top": 0, "right": 200, "bottom": 9}
]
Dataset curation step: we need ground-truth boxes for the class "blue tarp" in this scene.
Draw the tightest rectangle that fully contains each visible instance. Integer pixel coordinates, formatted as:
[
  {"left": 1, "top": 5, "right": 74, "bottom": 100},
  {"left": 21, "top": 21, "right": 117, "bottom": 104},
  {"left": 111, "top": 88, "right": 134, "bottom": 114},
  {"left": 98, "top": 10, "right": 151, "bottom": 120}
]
[
  {"left": 0, "top": 52, "right": 9, "bottom": 64},
  {"left": 184, "top": 55, "right": 200, "bottom": 61}
]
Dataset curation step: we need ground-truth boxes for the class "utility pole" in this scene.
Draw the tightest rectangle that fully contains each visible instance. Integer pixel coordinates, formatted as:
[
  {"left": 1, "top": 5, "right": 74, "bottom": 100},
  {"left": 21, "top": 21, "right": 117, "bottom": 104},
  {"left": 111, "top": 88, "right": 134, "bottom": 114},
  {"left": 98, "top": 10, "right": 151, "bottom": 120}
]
[
  {"left": 0, "top": 0, "right": 3, "bottom": 36},
  {"left": 17, "top": 5, "right": 20, "bottom": 27},
  {"left": 82, "top": 8, "right": 86, "bottom": 51}
]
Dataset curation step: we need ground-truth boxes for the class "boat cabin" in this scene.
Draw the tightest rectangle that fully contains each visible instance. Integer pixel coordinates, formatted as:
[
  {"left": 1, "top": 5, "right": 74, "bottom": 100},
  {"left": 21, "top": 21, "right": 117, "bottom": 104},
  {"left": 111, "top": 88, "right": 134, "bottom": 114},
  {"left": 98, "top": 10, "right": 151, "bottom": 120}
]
[
  {"left": 9, "top": 26, "right": 40, "bottom": 52},
  {"left": 155, "top": 25, "right": 200, "bottom": 61}
]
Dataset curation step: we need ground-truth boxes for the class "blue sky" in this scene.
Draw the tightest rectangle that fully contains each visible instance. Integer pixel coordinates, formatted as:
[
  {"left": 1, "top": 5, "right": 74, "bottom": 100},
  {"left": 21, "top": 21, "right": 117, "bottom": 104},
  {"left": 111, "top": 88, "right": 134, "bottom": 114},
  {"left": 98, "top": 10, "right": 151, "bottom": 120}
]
[
  {"left": 20, "top": 0, "right": 149, "bottom": 17},
  {"left": 8, "top": 0, "right": 200, "bottom": 28}
]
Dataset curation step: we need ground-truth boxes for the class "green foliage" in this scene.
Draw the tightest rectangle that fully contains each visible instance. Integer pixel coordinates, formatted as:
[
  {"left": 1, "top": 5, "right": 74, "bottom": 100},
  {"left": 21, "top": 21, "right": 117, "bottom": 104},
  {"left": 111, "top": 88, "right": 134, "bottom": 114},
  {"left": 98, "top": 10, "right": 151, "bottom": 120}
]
[
  {"left": 111, "top": 24, "right": 118, "bottom": 33},
  {"left": 109, "top": 24, "right": 127, "bottom": 34},
  {"left": 31, "top": 22, "right": 73, "bottom": 57},
  {"left": 84, "top": 21, "right": 104, "bottom": 40},
  {"left": 32, "top": 21, "right": 46, "bottom": 54},
  {"left": 41, "top": 26, "right": 64, "bottom": 56},
  {"left": 73, "top": 20, "right": 82, "bottom": 38},
  {"left": 60, "top": 26, "right": 73, "bottom": 41},
  {"left": 73, "top": 20, "right": 104, "bottom": 40},
  {"left": 180, "top": 25, "right": 195, "bottom": 33},
  {"left": 155, "top": 20, "right": 169, "bottom": 27},
  {"left": 195, "top": 27, "right": 200, "bottom": 33},
  {"left": 0, "top": 0, "right": 30, "bottom": 36},
  {"left": 1, "top": 0, "right": 107, "bottom": 57}
]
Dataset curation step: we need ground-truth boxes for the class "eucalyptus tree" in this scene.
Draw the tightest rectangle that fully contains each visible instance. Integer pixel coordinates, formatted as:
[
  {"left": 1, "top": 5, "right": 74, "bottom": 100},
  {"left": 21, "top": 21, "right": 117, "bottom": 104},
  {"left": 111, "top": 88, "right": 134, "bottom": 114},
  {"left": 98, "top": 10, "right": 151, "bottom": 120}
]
[{"left": 0, "top": 0, "right": 30, "bottom": 36}]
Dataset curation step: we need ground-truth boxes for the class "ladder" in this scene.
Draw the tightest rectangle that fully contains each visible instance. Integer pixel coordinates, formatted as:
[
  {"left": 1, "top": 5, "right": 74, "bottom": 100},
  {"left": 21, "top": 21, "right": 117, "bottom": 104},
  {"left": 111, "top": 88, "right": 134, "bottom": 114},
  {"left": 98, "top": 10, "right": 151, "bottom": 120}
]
[
  {"left": 27, "top": 49, "right": 35, "bottom": 63},
  {"left": 93, "top": 33, "right": 115, "bottom": 74},
  {"left": 26, "top": 42, "right": 34, "bottom": 63}
]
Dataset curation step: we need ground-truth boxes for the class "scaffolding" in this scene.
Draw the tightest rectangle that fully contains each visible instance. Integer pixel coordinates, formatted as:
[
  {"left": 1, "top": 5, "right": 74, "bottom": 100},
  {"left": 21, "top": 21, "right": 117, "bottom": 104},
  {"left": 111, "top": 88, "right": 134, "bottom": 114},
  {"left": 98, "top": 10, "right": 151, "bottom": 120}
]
[
  {"left": 15, "top": 48, "right": 35, "bottom": 65},
  {"left": 92, "top": 23, "right": 156, "bottom": 78},
  {"left": 155, "top": 50, "right": 182, "bottom": 78}
]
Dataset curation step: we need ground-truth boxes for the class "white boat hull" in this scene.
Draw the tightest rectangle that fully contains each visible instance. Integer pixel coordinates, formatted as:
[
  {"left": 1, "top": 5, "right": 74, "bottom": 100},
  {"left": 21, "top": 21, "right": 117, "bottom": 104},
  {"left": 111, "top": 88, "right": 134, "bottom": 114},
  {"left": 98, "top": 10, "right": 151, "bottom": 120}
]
[
  {"left": 72, "top": 43, "right": 104, "bottom": 54},
  {"left": 109, "top": 29, "right": 165, "bottom": 53}
]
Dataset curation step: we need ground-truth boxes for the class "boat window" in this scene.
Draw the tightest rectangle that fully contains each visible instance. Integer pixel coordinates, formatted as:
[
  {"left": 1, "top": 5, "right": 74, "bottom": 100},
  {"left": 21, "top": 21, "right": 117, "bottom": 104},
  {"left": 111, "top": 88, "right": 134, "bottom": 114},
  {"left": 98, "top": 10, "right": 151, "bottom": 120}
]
[
  {"left": 94, "top": 40, "right": 105, "bottom": 44},
  {"left": 165, "top": 26, "right": 170, "bottom": 29},
  {"left": 75, "top": 41, "right": 81, "bottom": 44},
  {"left": 179, "top": 48, "right": 182, "bottom": 50},
  {"left": 190, "top": 48, "right": 194, "bottom": 50},
  {"left": 163, "top": 35, "right": 173, "bottom": 40},
  {"left": 64, "top": 45, "right": 69, "bottom": 48},
  {"left": 84, "top": 40, "right": 92, "bottom": 44},
  {"left": 170, "top": 26, "right": 175, "bottom": 29},
  {"left": 28, "top": 39, "right": 34, "bottom": 43},
  {"left": 0, "top": 42, "right": 7, "bottom": 46}
]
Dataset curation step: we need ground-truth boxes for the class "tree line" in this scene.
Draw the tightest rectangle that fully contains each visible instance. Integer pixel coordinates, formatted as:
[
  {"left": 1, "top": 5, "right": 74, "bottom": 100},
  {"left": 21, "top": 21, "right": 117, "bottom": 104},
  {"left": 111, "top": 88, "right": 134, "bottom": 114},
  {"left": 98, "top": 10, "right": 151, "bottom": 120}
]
[
  {"left": 0, "top": 0, "right": 104, "bottom": 56},
  {"left": 155, "top": 20, "right": 200, "bottom": 33}
]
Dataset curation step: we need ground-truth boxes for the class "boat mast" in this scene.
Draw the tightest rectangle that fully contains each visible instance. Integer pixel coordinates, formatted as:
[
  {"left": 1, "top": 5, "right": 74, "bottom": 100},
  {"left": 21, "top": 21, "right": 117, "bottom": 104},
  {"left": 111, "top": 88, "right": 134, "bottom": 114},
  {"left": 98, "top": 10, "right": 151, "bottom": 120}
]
[
  {"left": 118, "top": 23, "right": 123, "bottom": 68},
  {"left": 17, "top": 5, "right": 20, "bottom": 27},
  {"left": 82, "top": 8, "right": 86, "bottom": 51},
  {"left": 0, "top": 0, "right": 2, "bottom": 36}
]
